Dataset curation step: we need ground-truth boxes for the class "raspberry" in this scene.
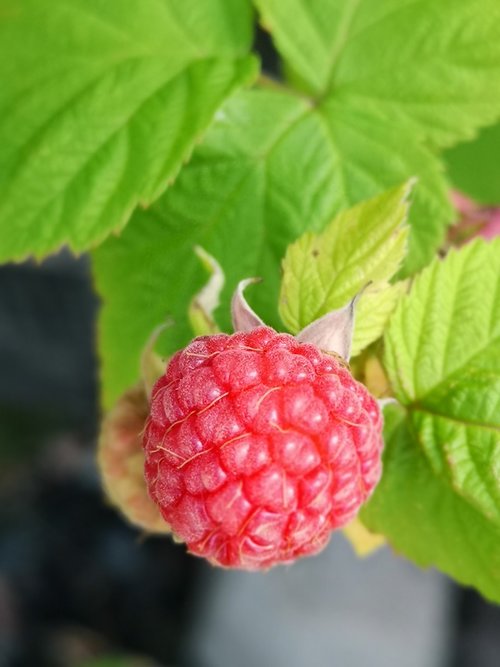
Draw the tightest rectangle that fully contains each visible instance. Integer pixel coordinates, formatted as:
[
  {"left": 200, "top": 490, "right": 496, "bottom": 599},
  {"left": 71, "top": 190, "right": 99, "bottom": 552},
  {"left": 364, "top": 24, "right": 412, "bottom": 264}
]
[{"left": 143, "top": 326, "right": 383, "bottom": 570}]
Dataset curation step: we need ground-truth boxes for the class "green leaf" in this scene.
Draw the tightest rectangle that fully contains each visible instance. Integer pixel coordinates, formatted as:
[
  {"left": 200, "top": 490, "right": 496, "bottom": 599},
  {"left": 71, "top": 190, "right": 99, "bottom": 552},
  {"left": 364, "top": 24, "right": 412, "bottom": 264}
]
[
  {"left": 351, "top": 281, "right": 406, "bottom": 358},
  {"left": 384, "top": 239, "right": 500, "bottom": 410},
  {"left": 444, "top": 121, "right": 500, "bottom": 206},
  {"left": 319, "top": 100, "right": 452, "bottom": 274},
  {"left": 363, "top": 404, "right": 500, "bottom": 603},
  {"left": 94, "top": 86, "right": 449, "bottom": 406},
  {"left": 255, "top": 0, "right": 500, "bottom": 146},
  {"left": 255, "top": 0, "right": 500, "bottom": 271},
  {"left": 94, "top": 89, "right": 315, "bottom": 406},
  {"left": 279, "top": 183, "right": 410, "bottom": 334},
  {"left": 0, "top": 0, "right": 256, "bottom": 262},
  {"left": 362, "top": 238, "right": 500, "bottom": 601}
]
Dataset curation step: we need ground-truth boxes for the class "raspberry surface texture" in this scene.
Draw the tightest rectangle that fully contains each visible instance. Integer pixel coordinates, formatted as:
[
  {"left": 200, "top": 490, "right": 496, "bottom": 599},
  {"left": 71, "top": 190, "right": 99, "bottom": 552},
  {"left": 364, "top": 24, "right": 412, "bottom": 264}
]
[{"left": 143, "top": 327, "right": 383, "bottom": 570}]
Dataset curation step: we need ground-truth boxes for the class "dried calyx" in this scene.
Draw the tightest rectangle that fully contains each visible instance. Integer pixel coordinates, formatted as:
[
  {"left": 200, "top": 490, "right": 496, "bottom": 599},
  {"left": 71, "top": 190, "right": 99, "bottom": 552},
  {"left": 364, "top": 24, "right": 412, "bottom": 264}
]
[{"left": 231, "top": 278, "right": 357, "bottom": 362}]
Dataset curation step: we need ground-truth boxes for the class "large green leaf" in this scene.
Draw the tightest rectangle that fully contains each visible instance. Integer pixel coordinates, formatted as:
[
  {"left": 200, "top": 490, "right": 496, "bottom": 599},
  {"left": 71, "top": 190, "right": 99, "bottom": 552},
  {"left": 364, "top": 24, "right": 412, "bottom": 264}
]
[
  {"left": 311, "top": 100, "right": 450, "bottom": 274},
  {"left": 93, "top": 89, "right": 446, "bottom": 406},
  {"left": 444, "top": 122, "right": 500, "bottom": 206},
  {"left": 0, "top": 0, "right": 256, "bottom": 262},
  {"left": 255, "top": 0, "right": 500, "bottom": 271},
  {"left": 94, "top": 90, "right": 310, "bottom": 406},
  {"left": 256, "top": 0, "right": 500, "bottom": 146},
  {"left": 363, "top": 238, "right": 500, "bottom": 601},
  {"left": 279, "top": 182, "right": 410, "bottom": 334}
]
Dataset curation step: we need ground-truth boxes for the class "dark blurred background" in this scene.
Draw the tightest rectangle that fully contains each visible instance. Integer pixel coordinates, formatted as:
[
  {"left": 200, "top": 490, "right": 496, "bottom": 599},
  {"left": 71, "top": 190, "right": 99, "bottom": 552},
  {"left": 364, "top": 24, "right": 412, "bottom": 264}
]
[{"left": 1, "top": 26, "right": 500, "bottom": 667}]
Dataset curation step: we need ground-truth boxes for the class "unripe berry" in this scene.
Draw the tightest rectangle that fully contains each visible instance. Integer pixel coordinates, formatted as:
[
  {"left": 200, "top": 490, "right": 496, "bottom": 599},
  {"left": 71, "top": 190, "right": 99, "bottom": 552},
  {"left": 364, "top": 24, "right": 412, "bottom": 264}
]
[{"left": 99, "top": 384, "right": 169, "bottom": 534}]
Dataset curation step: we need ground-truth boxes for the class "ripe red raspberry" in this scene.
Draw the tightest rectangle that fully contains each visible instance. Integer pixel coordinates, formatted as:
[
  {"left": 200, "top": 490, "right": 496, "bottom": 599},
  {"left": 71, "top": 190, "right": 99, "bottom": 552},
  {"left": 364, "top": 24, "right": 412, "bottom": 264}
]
[{"left": 143, "top": 326, "right": 383, "bottom": 570}]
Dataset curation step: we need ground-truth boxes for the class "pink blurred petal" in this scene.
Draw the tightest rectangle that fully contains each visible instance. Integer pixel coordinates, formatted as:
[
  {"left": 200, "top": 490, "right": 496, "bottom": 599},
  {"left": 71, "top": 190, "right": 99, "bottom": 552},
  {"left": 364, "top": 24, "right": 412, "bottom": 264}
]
[
  {"left": 449, "top": 190, "right": 500, "bottom": 245},
  {"left": 480, "top": 209, "right": 500, "bottom": 240},
  {"left": 450, "top": 190, "right": 478, "bottom": 215}
]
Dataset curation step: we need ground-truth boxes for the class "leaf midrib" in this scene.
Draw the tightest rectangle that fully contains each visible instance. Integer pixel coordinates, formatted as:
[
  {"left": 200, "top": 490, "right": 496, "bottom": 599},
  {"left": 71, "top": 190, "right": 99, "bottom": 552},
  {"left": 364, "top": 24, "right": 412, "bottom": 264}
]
[
  {"left": 0, "top": 54, "right": 186, "bottom": 173},
  {"left": 409, "top": 404, "right": 500, "bottom": 434},
  {"left": 406, "top": 411, "right": 500, "bottom": 530},
  {"left": 407, "top": 331, "right": 500, "bottom": 409}
]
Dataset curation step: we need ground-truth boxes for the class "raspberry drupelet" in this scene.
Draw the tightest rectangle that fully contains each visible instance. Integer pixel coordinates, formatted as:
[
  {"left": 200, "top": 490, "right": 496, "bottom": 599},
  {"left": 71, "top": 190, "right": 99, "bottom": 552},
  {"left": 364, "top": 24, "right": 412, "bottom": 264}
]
[{"left": 143, "top": 325, "right": 383, "bottom": 570}]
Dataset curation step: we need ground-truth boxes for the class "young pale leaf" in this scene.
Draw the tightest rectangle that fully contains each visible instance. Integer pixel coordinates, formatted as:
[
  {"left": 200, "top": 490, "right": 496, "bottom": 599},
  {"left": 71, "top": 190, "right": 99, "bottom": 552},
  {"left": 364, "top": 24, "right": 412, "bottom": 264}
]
[
  {"left": 362, "top": 239, "right": 500, "bottom": 602},
  {"left": 0, "top": 0, "right": 256, "bottom": 262},
  {"left": 351, "top": 281, "right": 406, "bottom": 358},
  {"left": 279, "top": 183, "right": 410, "bottom": 334},
  {"left": 255, "top": 0, "right": 500, "bottom": 271}
]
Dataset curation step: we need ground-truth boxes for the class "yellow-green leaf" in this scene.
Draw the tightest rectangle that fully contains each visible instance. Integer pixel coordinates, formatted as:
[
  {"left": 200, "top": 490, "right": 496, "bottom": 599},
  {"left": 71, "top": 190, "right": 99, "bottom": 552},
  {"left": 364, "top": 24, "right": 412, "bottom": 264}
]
[{"left": 279, "top": 183, "right": 411, "bottom": 339}]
